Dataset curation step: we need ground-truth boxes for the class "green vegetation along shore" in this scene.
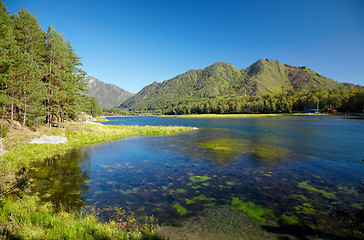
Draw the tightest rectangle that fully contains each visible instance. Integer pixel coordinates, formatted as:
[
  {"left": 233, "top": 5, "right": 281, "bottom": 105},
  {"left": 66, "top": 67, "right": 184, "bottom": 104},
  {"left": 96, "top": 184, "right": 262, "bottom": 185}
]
[
  {"left": 172, "top": 113, "right": 289, "bottom": 118},
  {"left": 0, "top": 123, "right": 192, "bottom": 239}
]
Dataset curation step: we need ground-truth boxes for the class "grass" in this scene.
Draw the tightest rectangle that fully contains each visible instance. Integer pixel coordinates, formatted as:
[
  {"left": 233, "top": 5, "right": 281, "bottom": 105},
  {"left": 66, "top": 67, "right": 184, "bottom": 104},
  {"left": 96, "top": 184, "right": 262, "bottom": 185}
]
[
  {"left": 0, "top": 195, "right": 140, "bottom": 239},
  {"left": 0, "top": 123, "right": 192, "bottom": 239}
]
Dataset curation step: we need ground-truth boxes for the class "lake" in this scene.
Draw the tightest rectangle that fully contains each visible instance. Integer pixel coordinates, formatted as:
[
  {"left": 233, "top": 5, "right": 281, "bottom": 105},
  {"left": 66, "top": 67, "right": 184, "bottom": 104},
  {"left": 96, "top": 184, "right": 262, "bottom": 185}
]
[{"left": 30, "top": 116, "right": 364, "bottom": 239}]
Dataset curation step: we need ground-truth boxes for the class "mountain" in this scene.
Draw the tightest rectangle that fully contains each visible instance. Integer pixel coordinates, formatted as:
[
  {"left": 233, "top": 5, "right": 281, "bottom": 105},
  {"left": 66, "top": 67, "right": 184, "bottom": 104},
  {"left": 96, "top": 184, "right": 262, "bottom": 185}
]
[
  {"left": 82, "top": 76, "right": 133, "bottom": 108},
  {"left": 244, "top": 59, "right": 343, "bottom": 95},
  {"left": 119, "top": 59, "right": 346, "bottom": 111}
]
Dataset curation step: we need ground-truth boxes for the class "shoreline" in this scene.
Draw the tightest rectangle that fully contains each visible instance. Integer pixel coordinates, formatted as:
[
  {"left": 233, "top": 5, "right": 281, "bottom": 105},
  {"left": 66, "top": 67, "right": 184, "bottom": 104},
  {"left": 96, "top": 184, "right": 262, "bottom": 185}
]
[{"left": 104, "top": 113, "right": 351, "bottom": 119}]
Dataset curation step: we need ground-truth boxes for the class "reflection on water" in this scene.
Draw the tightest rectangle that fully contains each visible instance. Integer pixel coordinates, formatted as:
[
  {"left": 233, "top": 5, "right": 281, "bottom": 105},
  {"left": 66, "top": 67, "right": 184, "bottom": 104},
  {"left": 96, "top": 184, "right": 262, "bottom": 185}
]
[
  {"left": 30, "top": 116, "right": 364, "bottom": 239},
  {"left": 30, "top": 150, "right": 90, "bottom": 211}
]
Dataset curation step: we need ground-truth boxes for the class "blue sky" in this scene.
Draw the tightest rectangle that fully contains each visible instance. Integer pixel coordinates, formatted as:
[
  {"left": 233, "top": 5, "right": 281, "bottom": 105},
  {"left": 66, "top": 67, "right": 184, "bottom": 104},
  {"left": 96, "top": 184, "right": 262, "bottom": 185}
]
[{"left": 4, "top": 0, "right": 364, "bottom": 93}]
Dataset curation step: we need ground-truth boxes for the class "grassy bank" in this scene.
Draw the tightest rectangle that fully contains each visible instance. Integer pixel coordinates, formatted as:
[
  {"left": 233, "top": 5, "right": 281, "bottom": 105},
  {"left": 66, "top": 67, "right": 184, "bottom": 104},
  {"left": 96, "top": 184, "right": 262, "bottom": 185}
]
[{"left": 0, "top": 124, "right": 192, "bottom": 239}]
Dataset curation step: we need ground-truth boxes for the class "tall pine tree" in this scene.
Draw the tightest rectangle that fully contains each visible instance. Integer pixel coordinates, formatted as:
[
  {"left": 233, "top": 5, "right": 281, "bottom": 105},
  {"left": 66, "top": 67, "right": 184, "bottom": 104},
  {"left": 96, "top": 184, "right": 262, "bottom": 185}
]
[
  {"left": 0, "top": 2, "right": 20, "bottom": 126},
  {"left": 0, "top": 1, "right": 96, "bottom": 130},
  {"left": 12, "top": 7, "right": 45, "bottom": 127}
]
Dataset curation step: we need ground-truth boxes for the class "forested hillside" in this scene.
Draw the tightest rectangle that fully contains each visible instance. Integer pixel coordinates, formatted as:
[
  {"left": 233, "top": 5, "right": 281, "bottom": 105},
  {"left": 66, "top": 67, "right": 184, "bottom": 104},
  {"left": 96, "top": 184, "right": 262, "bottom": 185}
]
[
  {"left": 119, "top": 59, "right": 357, "bottom": 113},
  {"left": 0, "top": 2, "right": 100, "bottom": 130},
  {"left": 82, "top": 76, "right": 133, "bottom": 108}
]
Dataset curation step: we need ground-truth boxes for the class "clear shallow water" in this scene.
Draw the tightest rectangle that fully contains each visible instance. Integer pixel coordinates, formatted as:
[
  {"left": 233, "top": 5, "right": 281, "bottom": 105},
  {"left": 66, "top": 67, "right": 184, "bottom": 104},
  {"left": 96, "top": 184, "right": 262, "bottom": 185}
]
[{"left": 30, "top": 116, "right": 364, "bottom": 239}]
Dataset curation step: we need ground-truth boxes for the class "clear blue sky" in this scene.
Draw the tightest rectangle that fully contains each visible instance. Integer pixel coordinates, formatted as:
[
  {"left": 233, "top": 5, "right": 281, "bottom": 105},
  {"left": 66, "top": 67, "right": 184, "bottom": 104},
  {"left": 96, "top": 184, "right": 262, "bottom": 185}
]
[{"left": 4, "top": 0, "right": 364, "bottom": 93}]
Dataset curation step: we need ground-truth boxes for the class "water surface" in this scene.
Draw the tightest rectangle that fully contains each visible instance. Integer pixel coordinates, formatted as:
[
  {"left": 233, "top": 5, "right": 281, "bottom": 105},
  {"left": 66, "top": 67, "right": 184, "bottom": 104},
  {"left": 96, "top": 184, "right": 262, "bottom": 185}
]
[{"left": 31, "top": 116, "right": 364, "bottom": 239}]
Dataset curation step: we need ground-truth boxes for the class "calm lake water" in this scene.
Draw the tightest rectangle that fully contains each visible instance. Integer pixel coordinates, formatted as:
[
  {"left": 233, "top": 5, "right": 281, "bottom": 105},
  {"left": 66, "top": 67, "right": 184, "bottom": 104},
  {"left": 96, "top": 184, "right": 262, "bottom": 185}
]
[{"left": 30, "top": 116, "right": 364, "bottom": 239}]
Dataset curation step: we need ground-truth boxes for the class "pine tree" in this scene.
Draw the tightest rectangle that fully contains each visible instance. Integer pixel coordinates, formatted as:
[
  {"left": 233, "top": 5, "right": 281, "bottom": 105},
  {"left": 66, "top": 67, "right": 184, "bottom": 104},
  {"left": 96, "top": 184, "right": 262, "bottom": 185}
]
[
  {"left": 0, "top": 2, "right": 20, "bottom": 126},
  {"left": 1, "top": 1, "right": 97, "bottom": 130},
  {"left": 59, "top": 39, "right": 85, "bottom": 126},
  {"left": 12, "top": 6, "right": 45, "bottom": 66},
  {"left": 44, "top": 25, "right": 86, "bottom": 128},
  {"left": 11, "top": 6, "right": 46, "bottom": 127}
]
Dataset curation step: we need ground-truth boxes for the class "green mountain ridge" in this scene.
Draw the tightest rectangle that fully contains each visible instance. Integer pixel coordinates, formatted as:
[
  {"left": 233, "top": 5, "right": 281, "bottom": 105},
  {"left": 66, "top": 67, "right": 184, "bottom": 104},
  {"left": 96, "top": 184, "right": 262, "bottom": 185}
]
[
  {"left": 119, "top": 59, "right": 348, "bottom": 111},
  {"left": 82, "top": 76, "right": 134, "bottom": 108}
]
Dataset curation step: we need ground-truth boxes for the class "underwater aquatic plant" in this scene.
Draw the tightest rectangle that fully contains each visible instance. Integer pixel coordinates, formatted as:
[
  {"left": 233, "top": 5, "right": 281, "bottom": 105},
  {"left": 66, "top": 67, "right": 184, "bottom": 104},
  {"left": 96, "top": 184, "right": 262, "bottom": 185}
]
[
  {"left": 199, "top": 138, "right": 236, "bottom": 152},
  {"left": 193, "top": 195, "right": 215, "bottom": 201},
  {"left": 189, "top": 175, "right": 211, "bottom": 183},
  {"left": 279, "top": 213, "right": 300, "bottom": 225},
  {"left": 298, "top": 181, "right": 336, "bottom": 199},
  {"left": 231, "top": 197, "right": 274, "bottom": 223},
  {"left": 185, "top": 199, "right": 195, "bottom": 205},
  {"left": 172, "top": 203, "right": 191, "bottom": 216},
  {"left": 295, "top": 203, "right": 316, "bottom": 215}
]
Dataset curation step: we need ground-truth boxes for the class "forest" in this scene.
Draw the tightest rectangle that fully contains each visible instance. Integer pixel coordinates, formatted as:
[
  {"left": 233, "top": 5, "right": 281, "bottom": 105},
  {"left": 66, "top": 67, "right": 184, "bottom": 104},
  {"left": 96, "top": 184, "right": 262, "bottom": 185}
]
[
  {"left": 164, "top": 88, "right": 364, "bottom": 115},
  {"left": 111, "top": 88, "right": 364, "bottom": 116},
  {"left": 0, "top": 2, "right": 101, "bottom": 132}
]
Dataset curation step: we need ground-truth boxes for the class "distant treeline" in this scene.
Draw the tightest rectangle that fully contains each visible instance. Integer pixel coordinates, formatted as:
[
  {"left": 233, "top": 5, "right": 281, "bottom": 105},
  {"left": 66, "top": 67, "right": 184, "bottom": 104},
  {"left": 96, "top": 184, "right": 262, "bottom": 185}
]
[
  {"left": 0, "top": 1, "right": 101, "bottom": 128},
  {"left": 109, "top": 88, "right": 364, "bottom": 115},
  {"left": 164, "top": 88, "right": 364, "bottom": 115}
]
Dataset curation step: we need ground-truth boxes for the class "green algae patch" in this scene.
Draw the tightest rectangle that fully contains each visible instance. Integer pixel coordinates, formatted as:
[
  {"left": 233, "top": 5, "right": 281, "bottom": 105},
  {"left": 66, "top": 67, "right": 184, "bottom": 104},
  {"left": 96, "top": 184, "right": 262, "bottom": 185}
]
[
  {"left": 231, "top": 198, "right": 273, "bottom": 223},
  {"left": 295, "top": 203, "right": 316, "bottom": 215},
  {"left": 198, "top": 138, "right": 252, "bottom": 163},
  {"left": 203, "top": 203, "right": 215, "bottom": 207},
  {"left": 298, "top": 181, "right": 336, "bottom": 199},
  {"left": 189, "top": 175, "right": 211, "bottom": 183},
  {"left": 176, "top": 189, "right": 186, "bottom": 194},
  {"left": 172, "top": 203, "right": 191, "bottom": 216},
  {"left": 185, "top": 199, "right": 195, "bottom": 205},
  {"left": 250, "top": 143, "right": 287, "bottom": 163},
  {"left": 118, "top": 187, "right": 139, "bottom": 195},
  {"left": 193, "top": 195, "right": 216, "bottom": 202},
  {"left": 279, "top": 213, "right": 300, "bottom": 225},
  {"left": 288, "top": 194, "right": 309, "bottom": 202},
  {"left": 231, "top": 197, "right": 245, "bottom": 210},
  {"left": 226, "top": 181, "right": 237, "bottom": 186},
  {"left": 199, "top": 138, "right": 239, "bottom": 152}
]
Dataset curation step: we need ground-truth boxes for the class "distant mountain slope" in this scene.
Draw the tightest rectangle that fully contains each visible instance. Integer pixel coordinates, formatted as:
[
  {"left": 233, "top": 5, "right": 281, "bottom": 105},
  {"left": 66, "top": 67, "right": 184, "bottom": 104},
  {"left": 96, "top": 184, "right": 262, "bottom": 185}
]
[
  {"left": 82, "top": 76, "right": 133, "bottom": 108},
  {"left": 119, "top": 59, "right": 347, "bottom": 111},
  {"left": 245, "top": 59, "right": 343, "bottom": 95}
]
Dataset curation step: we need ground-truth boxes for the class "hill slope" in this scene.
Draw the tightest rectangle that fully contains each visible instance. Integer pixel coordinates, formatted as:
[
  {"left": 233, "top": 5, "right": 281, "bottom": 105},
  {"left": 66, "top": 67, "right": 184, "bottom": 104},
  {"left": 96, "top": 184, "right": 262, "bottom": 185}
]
[
  {"left": 245, "top": 59, "right": 343, "bottom": 95},
  {"left": 82, "top": 76, "right": 133, "bottom": 108},
  {"left": 119, "top": 59, "right": 346, "bottom": 111}
]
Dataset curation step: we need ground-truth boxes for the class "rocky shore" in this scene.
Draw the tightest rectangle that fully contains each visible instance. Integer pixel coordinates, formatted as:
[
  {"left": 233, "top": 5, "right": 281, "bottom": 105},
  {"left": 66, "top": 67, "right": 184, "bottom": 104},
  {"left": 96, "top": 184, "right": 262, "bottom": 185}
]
[
  {"left": 0, "top": 138, "right": 7, "bottom": 156},
  {"left": 29, "top": 135, "right": 68, "bottom": 144}
]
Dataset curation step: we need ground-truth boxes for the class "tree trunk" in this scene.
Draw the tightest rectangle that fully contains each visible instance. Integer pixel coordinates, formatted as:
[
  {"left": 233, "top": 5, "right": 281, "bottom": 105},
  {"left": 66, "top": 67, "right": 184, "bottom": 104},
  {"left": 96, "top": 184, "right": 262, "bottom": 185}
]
[
  {"left": 23, "top": 101, "right": 26, "bottom": 127},
  {"left": 10, "top": 102, "right": 13, "bottom": 126},
  {"left": 23, "top": 88, "right": 27, "bottom": 127},
  {"left": 1, "top": 106, "right": 5, "bottom": 128},
  {"left": 57, "top": 109, "right": 60, "bottom": 128}
]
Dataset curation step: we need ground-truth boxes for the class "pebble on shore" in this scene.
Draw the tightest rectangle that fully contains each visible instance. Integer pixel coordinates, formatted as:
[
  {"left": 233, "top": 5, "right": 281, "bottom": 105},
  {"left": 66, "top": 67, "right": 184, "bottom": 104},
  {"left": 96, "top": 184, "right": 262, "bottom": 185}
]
[{"left": 0, "top": 138, "right": 7, "bottom": 156}]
